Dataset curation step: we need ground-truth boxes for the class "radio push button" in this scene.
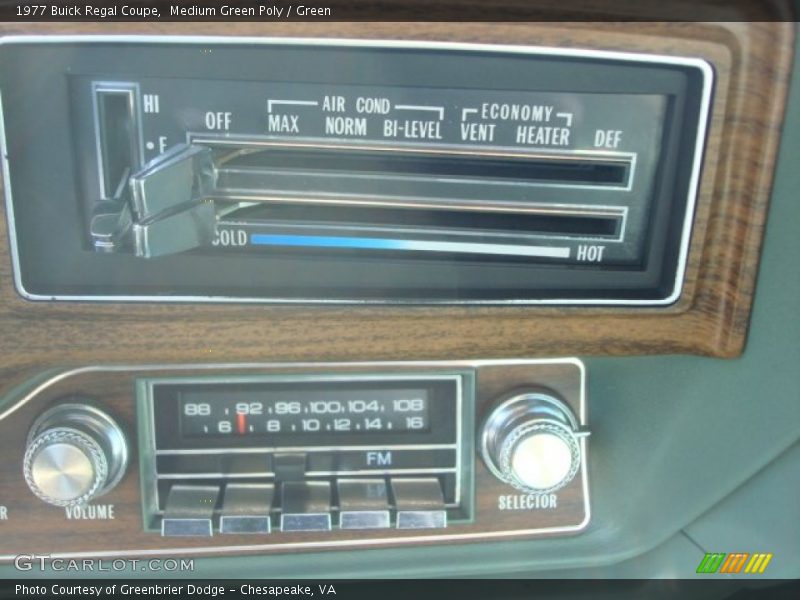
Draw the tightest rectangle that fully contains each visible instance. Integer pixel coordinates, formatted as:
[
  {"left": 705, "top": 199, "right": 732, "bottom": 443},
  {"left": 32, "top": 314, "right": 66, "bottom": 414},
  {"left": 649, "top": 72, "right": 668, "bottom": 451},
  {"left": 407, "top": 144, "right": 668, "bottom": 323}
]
[
  {"left": 391, "top": 478, "right": 447, "bottom": 529},
  {"left": 219, "top": 483, "right": 274, "bottom": 535},
  {"left": 161, "top": 484, "right": 219, "bottom": 537},
  {"left": 337, "top": 479, "right": 391, "bottom": 530},
  {"left": 280, "top": 481, "right": 332, "bottom": 532}
]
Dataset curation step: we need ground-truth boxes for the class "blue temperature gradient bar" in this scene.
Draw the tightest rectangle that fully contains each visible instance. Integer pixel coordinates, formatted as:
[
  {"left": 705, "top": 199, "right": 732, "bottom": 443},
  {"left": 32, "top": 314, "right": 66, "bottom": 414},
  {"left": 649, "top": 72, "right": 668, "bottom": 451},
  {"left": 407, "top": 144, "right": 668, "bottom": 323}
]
[{"left": 250, "top": 234, "right": 571, "bottom": 258}]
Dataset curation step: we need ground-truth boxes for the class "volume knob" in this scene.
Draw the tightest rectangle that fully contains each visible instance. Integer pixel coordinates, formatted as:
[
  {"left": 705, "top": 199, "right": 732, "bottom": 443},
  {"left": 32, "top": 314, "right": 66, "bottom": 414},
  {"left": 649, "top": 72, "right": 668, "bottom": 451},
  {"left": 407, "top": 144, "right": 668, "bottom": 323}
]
[
  {"left": 481, "top": 391, "right": 585, "bottom": 494},
  {"left": 23, "top": 403, "right": 128, "bottom": 507}
]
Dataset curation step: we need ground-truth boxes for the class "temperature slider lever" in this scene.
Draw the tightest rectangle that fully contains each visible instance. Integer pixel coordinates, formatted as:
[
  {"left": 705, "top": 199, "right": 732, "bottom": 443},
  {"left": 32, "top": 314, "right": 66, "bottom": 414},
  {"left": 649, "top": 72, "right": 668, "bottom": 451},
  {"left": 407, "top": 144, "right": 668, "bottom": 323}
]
[{"left": 90, "top": 143, "right": 217, "bottom": 258}]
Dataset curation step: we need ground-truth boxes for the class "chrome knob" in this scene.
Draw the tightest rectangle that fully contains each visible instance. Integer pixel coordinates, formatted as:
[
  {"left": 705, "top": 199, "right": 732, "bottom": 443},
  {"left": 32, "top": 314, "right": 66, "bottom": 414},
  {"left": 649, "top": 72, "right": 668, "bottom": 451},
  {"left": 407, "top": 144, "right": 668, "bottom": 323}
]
[
  {"left": 481, "top": 391, "right": 586, "bottom": 494},
  {"left": 23, "top": 403, "right": 128, "bottom": 507}
]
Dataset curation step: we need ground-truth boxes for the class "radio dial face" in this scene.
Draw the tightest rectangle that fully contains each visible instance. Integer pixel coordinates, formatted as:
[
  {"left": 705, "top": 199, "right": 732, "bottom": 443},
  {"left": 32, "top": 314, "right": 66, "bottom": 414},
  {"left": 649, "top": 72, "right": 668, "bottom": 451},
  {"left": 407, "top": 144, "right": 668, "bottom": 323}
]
[{"left": 178, "top": 387, "right": 431, "bottom": 437}]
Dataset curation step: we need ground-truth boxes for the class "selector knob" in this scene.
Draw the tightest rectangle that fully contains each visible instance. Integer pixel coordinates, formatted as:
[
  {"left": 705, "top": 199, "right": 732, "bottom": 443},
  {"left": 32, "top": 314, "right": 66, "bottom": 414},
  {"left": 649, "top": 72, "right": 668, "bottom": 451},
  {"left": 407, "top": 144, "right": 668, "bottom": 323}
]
[
  {"left": 23, "top": 402, "right": 128, "bottom": 507},
  {"left": 481, "top": 391, "right": 586, "bottom": 494}
]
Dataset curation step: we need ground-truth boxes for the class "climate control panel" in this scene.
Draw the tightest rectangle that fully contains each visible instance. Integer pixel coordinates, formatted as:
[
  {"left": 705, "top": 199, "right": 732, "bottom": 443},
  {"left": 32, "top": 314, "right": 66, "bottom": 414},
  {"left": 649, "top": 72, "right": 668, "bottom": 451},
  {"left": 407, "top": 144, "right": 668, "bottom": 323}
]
[
  {"left": 0, "top": 37, "right": 711, "bottom": 304},
  {"left": 0, "top": 359, "right": 588, "bottom": 558}
]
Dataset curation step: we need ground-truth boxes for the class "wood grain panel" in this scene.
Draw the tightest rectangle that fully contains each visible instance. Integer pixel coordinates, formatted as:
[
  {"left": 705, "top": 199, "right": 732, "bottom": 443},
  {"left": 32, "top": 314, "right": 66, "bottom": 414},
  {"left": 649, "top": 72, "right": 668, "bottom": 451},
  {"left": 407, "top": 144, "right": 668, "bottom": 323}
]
[
  {"left": 0, "top": 19, "right": 793, "bottom": 398},
  {"left": 0, "top": 361, "right": 587, "bottom": 558}
]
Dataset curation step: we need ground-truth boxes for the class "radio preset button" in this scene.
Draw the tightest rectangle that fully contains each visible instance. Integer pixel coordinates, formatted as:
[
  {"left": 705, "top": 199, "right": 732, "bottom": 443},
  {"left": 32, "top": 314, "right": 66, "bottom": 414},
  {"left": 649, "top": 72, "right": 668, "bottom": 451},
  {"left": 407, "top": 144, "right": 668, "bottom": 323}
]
[
  {"left": 392, "top": 478, "right": 447, "bottom": 529},
  {"left": 337, "top": 479, "right": 391, "bottom": 530},
  {"left": 161, "top": 484, "right": 219, "bottom": 537},
  {"left": 280, "top": 482, "right": 332, "bottom": 532},
  {"left": 219, "top": 483, "right": 274, "bottom": 535}
]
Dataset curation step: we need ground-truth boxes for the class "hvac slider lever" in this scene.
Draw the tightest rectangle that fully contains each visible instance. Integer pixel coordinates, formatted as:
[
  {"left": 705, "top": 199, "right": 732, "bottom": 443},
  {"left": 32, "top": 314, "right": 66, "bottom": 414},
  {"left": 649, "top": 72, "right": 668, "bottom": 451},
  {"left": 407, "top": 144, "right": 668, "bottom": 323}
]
[
  {"left": 88, "top": 136, "right": 630, "bottom": 260},
  {"left": 90, "top": 143, "right": 217, "bottom": 258}
]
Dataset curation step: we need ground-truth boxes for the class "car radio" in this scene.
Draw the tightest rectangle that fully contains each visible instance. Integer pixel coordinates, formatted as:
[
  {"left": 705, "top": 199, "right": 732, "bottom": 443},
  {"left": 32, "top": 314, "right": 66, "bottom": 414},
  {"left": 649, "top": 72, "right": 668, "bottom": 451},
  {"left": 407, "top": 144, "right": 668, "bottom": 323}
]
[
  {"left": 0, "top": 36, "right": 712, "bottom": 304},
  {"left": 140, "top": 373, "right": 473, "bottom": 535},
  {"left": 0, "top": 359, "right": 589, "bottom": 557}
]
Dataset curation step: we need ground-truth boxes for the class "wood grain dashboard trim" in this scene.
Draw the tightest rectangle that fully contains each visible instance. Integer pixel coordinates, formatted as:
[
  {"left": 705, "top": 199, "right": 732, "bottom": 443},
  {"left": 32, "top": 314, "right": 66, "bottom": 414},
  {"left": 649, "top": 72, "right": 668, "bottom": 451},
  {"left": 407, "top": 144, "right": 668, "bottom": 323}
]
[{"left": 0, "top": 21, "right": 793, "bottom": 383}]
